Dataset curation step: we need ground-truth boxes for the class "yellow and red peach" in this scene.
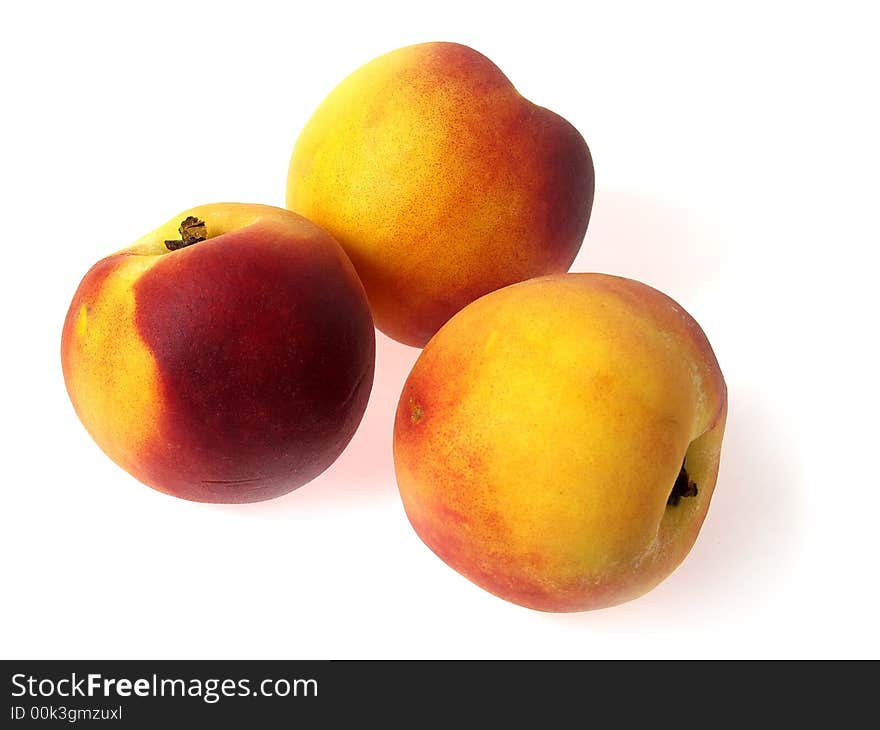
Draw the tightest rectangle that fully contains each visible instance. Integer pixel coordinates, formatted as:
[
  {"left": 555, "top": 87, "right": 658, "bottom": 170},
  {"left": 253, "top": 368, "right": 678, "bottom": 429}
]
[
  {"left": 393, "top": 273, "right": 727, "bottom": 611},
  {"left": 61, "top": 203, "right": 375, "bottom": 503},
  {"left": 287, "top": 42, "right": 594, "bottom": 347}
]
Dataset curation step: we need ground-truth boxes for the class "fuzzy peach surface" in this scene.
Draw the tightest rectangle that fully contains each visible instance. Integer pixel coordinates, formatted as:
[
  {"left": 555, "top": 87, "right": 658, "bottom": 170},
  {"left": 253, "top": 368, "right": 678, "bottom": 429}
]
[
  {"left": 393, "top": 273, "right": 727, "bottom": 611},
  {"left": 61, "top": 203, "right": 375, "bottom": 503},
  {"left": 287, "top": 42, "right": 594, "bottom": 347}
]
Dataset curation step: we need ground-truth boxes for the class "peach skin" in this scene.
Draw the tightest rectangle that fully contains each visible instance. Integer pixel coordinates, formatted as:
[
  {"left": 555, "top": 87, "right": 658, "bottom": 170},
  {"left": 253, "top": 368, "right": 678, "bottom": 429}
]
[
  {"left": 287, "top": 42, "right": 594, "bottom": 347},
  {"left": 61, "top": 203, "right": 375, "bottom": 503},
  {"left": 393, "top": 274, "right": 727, "bottom": 611}
]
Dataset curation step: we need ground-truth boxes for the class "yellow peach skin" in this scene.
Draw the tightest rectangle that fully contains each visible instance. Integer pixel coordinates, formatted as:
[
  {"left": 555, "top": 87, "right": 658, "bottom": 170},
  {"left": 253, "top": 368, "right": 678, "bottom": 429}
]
[
  {"left": 287, "top": 42, "right": 594, "bottom": 347},
  {"left": 393, "top": 274, "right": 727, "bottom": 611},
  {"left": 62, "top": 203, "right": 375, "bottom": 503}
]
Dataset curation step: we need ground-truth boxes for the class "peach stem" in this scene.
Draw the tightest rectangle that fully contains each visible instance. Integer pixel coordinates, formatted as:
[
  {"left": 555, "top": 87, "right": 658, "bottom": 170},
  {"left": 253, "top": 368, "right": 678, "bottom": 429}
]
[{"left": 165, "top": 216, "right": 207, "bottom": 251}]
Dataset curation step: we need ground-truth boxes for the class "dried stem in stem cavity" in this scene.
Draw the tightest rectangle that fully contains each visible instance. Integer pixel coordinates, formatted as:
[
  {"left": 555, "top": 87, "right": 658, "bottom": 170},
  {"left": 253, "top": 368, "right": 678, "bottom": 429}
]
[
  {"left": 667, "top": 460, "right": 698, "bottom": 506},
  {"left": 165, "top": 216, "right": 207, "bottom": 251}
]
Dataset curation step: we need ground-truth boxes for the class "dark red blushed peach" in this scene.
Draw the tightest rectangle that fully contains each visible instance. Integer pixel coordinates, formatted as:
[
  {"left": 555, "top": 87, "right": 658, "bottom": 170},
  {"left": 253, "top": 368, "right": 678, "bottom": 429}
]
[{"left": 61, "top": 203, "right": 375, "bottom": 503}]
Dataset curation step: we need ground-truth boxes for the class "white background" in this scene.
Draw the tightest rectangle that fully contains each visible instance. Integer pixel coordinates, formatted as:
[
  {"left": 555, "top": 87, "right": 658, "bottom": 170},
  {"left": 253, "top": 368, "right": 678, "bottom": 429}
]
[{"left": 1, "top": 1, "right": 877, "bottom": 659}]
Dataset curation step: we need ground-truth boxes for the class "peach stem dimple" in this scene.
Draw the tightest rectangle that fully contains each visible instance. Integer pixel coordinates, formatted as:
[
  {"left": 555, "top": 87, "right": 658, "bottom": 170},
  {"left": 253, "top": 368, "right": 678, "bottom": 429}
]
[{"left": 667, "top": 460, "right": 698, "bottom": 506}]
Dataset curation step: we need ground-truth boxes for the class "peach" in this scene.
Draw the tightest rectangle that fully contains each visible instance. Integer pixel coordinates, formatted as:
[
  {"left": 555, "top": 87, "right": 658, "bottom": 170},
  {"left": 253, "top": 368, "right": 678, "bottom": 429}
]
[
  {"left": 61, "top": 203, "right": 375, "bottom": 503},
  {"left": 287, "top": 42, "right": 594, "bottom": 347},
  {"left": 393, "top": 274, "right": 726, "bottom": 611}
]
